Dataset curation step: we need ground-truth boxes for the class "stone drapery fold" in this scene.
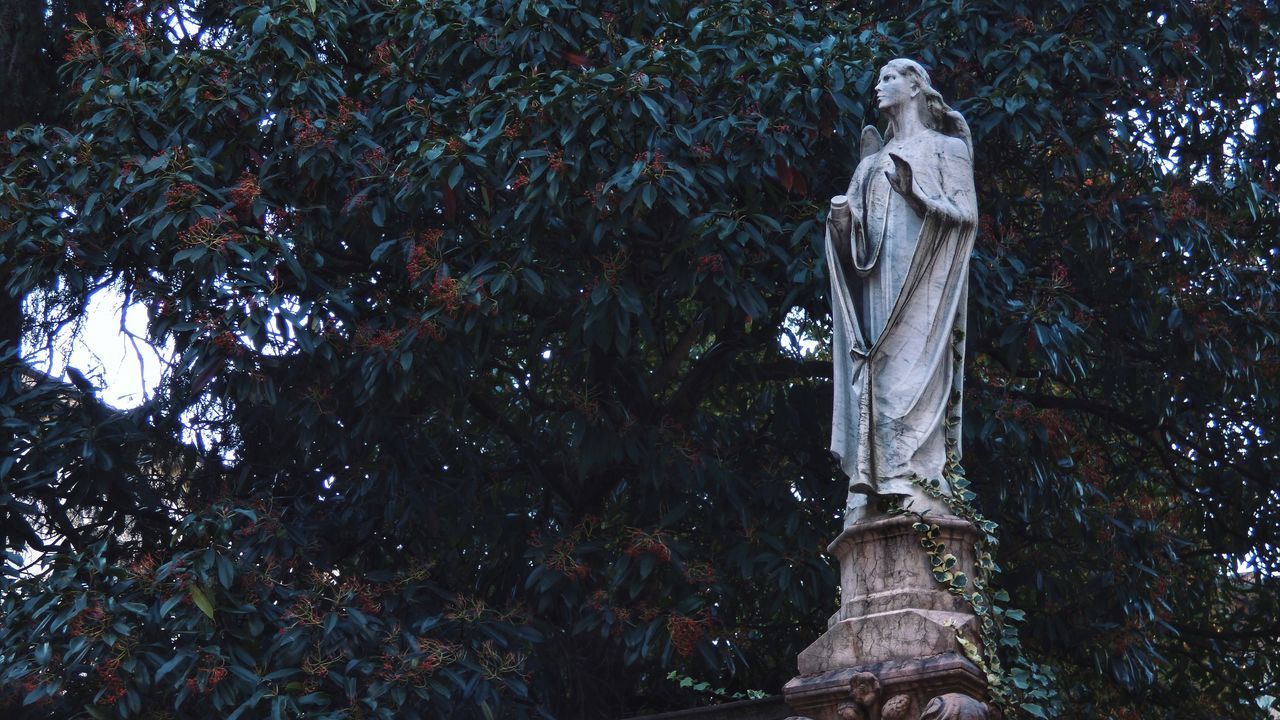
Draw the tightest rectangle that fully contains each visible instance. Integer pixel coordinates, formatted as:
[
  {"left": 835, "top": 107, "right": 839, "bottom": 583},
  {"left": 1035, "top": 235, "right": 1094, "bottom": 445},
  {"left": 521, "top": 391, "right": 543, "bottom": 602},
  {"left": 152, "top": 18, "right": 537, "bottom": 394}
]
[{"left": 826, "top": 133, "right": 977, "bottom": 525}]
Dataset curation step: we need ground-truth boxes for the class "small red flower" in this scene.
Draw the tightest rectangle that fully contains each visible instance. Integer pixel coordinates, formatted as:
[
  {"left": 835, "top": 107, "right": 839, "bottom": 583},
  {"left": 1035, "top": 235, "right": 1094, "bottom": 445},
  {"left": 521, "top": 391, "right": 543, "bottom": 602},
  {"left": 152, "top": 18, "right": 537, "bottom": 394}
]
[
  {"left": 668, "top": 614, "right": 706, "bottom": 657},
  {"left": 430, "top": 275, "right": 462, "bottom": 314},
  {"left": 229, "top": 173, "right": 260, "bottom": 211},
  {"left": 165, "top": 181, "right": 201, "bottom": 210}
]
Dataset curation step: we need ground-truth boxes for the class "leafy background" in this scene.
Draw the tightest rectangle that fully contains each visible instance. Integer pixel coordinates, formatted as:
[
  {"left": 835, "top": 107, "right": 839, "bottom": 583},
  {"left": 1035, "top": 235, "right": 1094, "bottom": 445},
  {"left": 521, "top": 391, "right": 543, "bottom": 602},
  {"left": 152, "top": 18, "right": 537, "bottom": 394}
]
[{"left": 0, "top": 0, "right": 1277, "bottom": 718}]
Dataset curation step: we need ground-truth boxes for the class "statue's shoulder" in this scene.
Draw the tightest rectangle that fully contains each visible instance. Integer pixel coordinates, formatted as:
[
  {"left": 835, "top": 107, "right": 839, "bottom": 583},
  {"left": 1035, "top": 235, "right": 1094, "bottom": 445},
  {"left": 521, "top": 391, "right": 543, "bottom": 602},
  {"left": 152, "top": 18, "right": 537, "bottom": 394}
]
[{"left": 932, "top": 131, "right": 972, "bottom": 163}]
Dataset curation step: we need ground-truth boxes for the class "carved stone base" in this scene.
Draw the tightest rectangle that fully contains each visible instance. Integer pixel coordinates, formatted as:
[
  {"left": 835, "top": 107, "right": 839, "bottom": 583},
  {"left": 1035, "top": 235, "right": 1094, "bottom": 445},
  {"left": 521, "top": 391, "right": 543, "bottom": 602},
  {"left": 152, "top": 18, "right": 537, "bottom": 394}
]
[
  {"left": 799, "top": 514, "right": 982, "bottom": 674},
  {"left": 784, "top": 653, "right": 988, "bottom": 720},
  {"left": 827, "top": 514, "right": 980, "bottom": 630},
  {"left": 798, "top": 606, "right": 976, "bottom": 676},
  {"left": 784, "top": 514, "right": 991, "bottom": 720}
]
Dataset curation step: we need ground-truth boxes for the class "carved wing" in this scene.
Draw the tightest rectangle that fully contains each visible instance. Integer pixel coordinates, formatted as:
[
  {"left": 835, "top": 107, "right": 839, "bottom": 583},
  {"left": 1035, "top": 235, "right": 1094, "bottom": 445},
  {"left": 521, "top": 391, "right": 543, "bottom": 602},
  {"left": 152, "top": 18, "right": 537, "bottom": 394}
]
[{"left": 859, "top": 125, "right": 883, "bottom": 162}]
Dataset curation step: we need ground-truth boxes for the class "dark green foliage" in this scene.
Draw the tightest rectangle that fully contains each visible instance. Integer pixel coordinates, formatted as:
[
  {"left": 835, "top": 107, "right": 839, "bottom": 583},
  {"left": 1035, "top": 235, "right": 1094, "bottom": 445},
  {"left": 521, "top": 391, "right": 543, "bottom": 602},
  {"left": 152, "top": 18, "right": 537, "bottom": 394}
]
[
  {"left": 0, "top": 0, "right": 1276, "bottom": 718},
  {"left": 0, "top": 0, "right": 126, "bottom": 131},
  {"left": 0, "top": 0, "right": 131, "bottom": 344},
  {"left": 2, "top": 499, "right": 536, "bottom": 718}
]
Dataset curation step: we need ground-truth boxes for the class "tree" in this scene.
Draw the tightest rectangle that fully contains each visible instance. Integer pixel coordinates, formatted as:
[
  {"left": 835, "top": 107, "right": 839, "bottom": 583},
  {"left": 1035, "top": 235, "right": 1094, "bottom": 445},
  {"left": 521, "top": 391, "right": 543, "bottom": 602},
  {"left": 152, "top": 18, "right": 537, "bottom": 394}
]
[
  {"left": 1, "top": 0, "right": 132, "bottom": 346},
  {"left": 0, "top": 0, "right": 1276, "bottom": 718}
]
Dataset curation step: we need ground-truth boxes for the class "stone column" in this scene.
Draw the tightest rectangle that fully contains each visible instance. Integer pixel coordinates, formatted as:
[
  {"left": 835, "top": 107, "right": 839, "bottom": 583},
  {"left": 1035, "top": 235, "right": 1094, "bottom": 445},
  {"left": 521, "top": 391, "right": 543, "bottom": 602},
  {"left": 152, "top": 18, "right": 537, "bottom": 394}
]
[{"left": 782, "top": 514, "right": 992, "bottom": 720}]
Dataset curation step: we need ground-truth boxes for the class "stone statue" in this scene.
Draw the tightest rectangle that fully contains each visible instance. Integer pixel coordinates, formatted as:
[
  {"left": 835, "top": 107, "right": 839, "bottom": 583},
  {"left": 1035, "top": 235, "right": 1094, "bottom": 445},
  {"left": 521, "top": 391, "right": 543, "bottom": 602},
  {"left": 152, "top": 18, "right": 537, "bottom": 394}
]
[
  {"left": 849, "top": 672, "right": 883, "bottom": 709},
  {"left": 826, "top": 58, "right": 978, "bottom": 525},
  {"left": 786, "top": 60, "right": 987, "bottom": 720},
  {"left": 920, "top": 693, "right": 993, "bottom": 720}
]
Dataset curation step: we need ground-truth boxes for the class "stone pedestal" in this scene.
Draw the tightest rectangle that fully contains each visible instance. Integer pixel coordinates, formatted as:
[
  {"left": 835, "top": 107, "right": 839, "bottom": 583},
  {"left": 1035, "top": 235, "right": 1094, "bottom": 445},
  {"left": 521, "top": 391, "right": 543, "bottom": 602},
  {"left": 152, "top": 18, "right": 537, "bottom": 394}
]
[
  {"left": 784, "top": 654, "right": 986, "bottom": 720},
  {"left": 784, "top": 515, "right": 991, "bottom": 720}
]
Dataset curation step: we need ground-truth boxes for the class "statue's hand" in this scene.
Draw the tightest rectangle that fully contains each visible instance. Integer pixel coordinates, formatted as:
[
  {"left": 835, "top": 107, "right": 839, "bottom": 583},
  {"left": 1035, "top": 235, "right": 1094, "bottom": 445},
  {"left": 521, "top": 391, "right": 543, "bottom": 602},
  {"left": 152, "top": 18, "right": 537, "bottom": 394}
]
[
  {"left": 884, "top": 153, "right": 914, "bottom": 198},
  {"left": 885, "top": 153, "right": 928, "bottom": 215}
]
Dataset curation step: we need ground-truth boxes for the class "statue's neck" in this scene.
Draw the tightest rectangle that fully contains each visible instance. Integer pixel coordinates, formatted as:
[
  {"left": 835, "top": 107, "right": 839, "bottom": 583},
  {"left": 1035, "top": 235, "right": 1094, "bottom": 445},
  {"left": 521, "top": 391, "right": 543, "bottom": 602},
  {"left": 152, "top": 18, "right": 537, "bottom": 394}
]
[{"left": 886, "top": 103, "right": 927, "bottom": 143}]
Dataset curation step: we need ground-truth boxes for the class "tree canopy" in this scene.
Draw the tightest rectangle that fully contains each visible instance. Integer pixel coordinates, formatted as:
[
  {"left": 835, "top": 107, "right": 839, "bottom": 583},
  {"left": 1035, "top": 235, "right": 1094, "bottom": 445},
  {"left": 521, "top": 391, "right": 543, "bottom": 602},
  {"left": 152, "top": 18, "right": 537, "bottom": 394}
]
[{"left": 1, "top": 1, "right": 1277, "bottom": 718}]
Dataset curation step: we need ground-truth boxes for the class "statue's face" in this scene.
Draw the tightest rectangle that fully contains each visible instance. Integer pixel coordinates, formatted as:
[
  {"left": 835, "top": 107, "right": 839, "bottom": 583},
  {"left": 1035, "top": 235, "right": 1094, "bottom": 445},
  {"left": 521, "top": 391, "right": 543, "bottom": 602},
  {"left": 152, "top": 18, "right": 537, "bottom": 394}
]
[
  {"left": 850, "top": 673, "right": 880, "bottom": 705},
  {"left": 875, "top": 65, "right": 915, "bottom": 111}
]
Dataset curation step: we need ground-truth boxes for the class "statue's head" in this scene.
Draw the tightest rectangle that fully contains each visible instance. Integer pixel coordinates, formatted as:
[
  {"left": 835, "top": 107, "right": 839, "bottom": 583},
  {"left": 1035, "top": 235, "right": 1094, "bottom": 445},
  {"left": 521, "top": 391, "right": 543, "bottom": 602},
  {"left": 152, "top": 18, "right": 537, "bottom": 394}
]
[
  {"left": 878, "top": 58, "right": 972, "bottom": 156},
  {"left": 849, "top": 671, "right": 882, "bottom": 706},
  {"left": 876, "top": 58, "right": 930, "bottom": 114}
]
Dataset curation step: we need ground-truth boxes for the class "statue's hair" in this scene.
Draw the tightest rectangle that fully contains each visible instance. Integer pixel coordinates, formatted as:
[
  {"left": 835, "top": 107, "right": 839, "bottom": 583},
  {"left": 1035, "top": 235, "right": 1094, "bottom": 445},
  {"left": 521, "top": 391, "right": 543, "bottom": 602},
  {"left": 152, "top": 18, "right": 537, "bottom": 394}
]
[
  {"left": 881, "top": 695, "right": 916, "bottom": 720},
  {"left": 882, "top": 58, "right": 972, "bottom": 159}
]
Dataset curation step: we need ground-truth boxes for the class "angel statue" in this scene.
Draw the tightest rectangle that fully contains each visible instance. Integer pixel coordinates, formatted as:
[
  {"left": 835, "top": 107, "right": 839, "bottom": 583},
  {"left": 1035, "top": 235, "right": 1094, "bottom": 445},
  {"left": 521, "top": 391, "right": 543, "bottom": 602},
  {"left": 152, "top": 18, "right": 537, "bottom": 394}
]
[{"left": 826, "top": 58, "right": 978, "bottom": 526}]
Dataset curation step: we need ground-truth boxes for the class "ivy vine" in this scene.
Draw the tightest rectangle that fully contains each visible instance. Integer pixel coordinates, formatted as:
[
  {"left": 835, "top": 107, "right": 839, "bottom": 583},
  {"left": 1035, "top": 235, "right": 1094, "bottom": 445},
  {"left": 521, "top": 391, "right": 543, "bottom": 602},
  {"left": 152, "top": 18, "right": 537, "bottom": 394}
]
[{"left": 907, "top": 467, "right": 1061, "bottom": 719}]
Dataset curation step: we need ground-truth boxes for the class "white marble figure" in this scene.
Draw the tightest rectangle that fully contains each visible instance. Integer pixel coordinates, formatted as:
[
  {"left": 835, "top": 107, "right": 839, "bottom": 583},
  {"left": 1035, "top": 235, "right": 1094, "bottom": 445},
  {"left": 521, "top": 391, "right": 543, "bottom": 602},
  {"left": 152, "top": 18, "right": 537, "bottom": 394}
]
[{"left": 826, "top": 59, "right": 978, "bottom": 526}]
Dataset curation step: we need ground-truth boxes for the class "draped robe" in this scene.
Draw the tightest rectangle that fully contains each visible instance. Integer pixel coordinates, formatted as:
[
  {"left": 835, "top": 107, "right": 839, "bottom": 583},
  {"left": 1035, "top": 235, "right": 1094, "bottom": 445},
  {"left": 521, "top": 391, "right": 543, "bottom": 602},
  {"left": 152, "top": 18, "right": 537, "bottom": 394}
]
[{"left": 826, "top": 129, "right": 977, "bottom": 524}]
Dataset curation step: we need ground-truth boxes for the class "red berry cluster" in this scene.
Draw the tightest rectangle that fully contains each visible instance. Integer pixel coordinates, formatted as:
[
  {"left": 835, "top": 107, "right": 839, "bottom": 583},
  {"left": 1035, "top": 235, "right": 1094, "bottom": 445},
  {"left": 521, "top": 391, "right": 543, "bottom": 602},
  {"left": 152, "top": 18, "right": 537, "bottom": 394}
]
[
  {"left": 127, "top": 553, "right": 157, "bottom": 579},
  {"left": 184, "top": 656, "right": 227, "bottom": 696},
  {"left": 290, "top": 109, "right": 332, "bottom": 149},
  {"left": 361, "top": 147, "right": 387, "bottom": 171},
  {"left": 335, "top": 96, "right": 364, "bottom": 129},
  {"left": 164, "top": 182, "right": 201, "bottom": 210},
  {"left": 211, "top": 330, "right": 242, "bottom": 355},
  {"left": 406, "top": 230, "right": 443, "bottom": 281},
  {"left": 623, "top": 528, "right": 672, "bottom": 562},
  {"left": 68, "top": 601, "right": 108, "bottom": 639},
  {"left": 667, "top": 614, "right": 706, "bottom": 658},
  {"left": 1162, "top": 185, "right": 1196, "bottom": 223},
  {"left": 634, "top": 150, "right": 669, "bottom": 178},
  {"left": 372, "top": 40, "right": 398, "bottom": 76},
  {"left": 178, "top": 216, "right": 236, "bottom": 250},
  {"left": 407, "top": 244, "right": 432, "bottom": 282},
  {"left": 62, "top": 34, "right": 98, "bottom": 63},
  {"left": 414, "top": 317, "right": 444, "bottom": 342},
  {"left": 548, "top": 150, "right": 567, "bottom": 174},
  {"left": 96, "top": 659, "right": 128, "bottom": 706},
  {"left": 696, "top": 254, "right": 723, "bottom": 273},
  {"left": 229, "top": 173, "right": 260, "bottom": 212},
  {"left": 354, "top": 326, "right": 403, "bottom": 352},
  {"left": 430, "top": 275, "right": 463, "bottom": 314},
  {"left": 546, "top": 538, "right": 591, "bottom": 580}
]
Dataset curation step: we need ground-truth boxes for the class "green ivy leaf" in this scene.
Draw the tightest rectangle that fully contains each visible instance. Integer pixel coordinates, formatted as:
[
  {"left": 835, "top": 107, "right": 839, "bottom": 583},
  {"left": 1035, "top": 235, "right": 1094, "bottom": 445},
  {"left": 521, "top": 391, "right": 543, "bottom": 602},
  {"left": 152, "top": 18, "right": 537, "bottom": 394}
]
[{"left": 190, "top": 585, "right": 215, "bottom": 620}]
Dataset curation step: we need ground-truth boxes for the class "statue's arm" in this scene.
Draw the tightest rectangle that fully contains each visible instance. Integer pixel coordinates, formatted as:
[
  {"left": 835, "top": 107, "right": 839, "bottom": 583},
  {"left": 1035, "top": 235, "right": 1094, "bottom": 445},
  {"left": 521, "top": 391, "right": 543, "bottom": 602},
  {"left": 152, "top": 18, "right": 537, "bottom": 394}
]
[
  {"left": 933, "top": 137, "right": 978, "bottom": 226},
  {"left": 886, "top": 138, "right": 978, "bottom": 228}
]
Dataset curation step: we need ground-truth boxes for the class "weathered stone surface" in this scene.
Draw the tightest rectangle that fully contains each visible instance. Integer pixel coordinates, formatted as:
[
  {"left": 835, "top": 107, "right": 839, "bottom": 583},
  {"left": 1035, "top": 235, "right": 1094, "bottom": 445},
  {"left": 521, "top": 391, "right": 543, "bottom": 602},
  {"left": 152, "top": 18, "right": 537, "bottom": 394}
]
[
  {"left": 880, "top": 693, "right": 917, "bottom": 720},
  {"left": 784, "top": 654, "right": 987, "bottom": 720},
  {"left": 785, "top": 57, "right": 989, "bottom": 720},
  {"left": 786, "top": 514, "right": 986, "bottom": 716},
  {"left": 919, "top": 692, "right": 993, "bottom": 719},
  {"left": 799, "top": 607, "right": 977, "bottom": 675},
  {"left": 826, "top": 58, "right": 978, "bottom": 528},
  {"left": 826, "top": 514, "right": 977, "bottom": 628},
  {"left": 790, "top": 513, "right": 979, "bottom": 675}
]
